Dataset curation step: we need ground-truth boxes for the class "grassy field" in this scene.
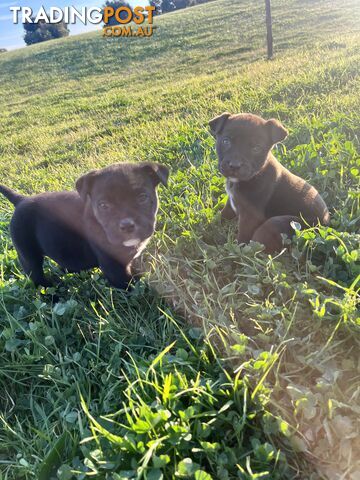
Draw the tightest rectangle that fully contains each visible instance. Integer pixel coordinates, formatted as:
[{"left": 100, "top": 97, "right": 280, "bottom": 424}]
[{"left": 0, "top": 0, "right": 359, "bottom": 478}]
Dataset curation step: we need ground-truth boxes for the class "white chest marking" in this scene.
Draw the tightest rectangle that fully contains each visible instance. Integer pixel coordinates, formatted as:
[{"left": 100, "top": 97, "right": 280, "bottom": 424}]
[{"left": 225, "top": 180, "right": 238, "bottom": 214}]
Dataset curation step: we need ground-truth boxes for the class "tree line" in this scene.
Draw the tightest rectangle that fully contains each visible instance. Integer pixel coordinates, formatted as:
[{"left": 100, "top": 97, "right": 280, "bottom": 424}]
[{"left": 22, "top": 0, "right": 211, "bottom": 45}]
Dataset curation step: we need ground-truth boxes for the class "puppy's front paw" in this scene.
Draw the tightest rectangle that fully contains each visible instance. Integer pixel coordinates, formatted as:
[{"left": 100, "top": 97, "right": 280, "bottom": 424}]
[
  {"left": 237, "top": 233, "right": 251, "bottom": 245},
  {"left": 105, "top": 273, "right": 133, "bottom": 291}
]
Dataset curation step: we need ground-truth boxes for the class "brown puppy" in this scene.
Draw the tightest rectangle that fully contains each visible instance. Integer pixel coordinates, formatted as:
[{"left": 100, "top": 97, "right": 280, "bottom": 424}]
[
  {"left": 0, "top": 162, "right": 169, "bottom": 289},
  {"left": 209, "top": 113, "right": 329, "bottom": 252}
]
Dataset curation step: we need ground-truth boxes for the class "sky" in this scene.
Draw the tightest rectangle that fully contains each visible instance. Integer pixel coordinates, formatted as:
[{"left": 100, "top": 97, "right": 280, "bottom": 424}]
[{"left": 0, "top": 1, "right": 148, "bottom": 51}]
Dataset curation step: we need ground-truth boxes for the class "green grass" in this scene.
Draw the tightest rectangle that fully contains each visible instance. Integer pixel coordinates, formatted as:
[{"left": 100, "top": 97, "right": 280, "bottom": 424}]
[{"left": 0, "top": 0, "right": 359, "bottom": 478}]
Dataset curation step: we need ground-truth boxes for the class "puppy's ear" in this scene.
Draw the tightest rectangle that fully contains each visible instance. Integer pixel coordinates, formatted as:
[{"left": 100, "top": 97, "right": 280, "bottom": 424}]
[
  {"left": 76, "top": 170, "right": 99, "bottom": 201},
  {"left": 141, "top": 162, "right": 169, "bottom": 187},
  {"left": 209, "top": 112, "right": 231, "bottom": 136},
  {"left": 266, "top": 119, "right": 288, "bottom": 144}
]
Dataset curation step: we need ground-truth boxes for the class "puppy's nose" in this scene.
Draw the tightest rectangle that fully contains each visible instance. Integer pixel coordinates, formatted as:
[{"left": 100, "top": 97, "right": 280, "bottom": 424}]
[{"left": 119, "top": 218, "right": 135, "bottom": 233}]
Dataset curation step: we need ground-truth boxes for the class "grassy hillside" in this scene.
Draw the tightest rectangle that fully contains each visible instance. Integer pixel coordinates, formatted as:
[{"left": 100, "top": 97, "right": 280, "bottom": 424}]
[{"left": 0, "top": 0, "right": 359, "bottom": 479}]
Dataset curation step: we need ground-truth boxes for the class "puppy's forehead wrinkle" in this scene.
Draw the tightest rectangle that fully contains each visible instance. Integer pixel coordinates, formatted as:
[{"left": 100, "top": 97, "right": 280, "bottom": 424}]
[
  {"left": 231, "top": 113, "right": 266, "bottom": 124},
  {"left": 129, "top": 174, "right": 151, "bottom": 189},
  {"left": 101, "top": 162, "right": 152, "bottom": 178},
  {"left": 223, "top": 127, "right": 265, "bottom": 144},
  {"left": 224, "top": 114, "right": 267, "bottom": 134},
  {"left": 94, "top": 171, "right": 150, "bottom": 193}
]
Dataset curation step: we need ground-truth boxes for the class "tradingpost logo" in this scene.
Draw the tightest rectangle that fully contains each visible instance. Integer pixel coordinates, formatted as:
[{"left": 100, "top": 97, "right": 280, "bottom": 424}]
[
  {"left": 10, "top": 5, "right": 156, "bottom": 39},
  {"left": 102, "top": 6, "right": 155, "bottom": 38}
]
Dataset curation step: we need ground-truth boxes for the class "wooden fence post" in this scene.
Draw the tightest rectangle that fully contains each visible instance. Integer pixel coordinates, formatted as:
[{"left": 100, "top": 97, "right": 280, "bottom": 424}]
[{"left": 265, "top": 0, "right": 273, "bottom": 59}]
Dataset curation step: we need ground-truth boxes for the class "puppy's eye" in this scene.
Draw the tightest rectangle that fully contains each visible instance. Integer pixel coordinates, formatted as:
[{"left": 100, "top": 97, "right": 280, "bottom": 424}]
[
  {"left": 252, "top": 145, "right": 263, "bottom": 154},
  {"left": 98, "top": 201, "right": 110, "bottom": 210},
  {"left": 138, "top": 193, "right": 149, "bottom": 204},
  {"left": 222, "top": 137, "right": 231, "bottom": 146}
]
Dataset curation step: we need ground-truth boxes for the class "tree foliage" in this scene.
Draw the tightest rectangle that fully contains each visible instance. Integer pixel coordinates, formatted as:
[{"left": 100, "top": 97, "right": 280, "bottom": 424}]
[
  {"left": 150, "top": 0, "right": 163, "bottom": 15},
  {"left": 102, "top": 0, "right": 211, "bottom": 19},
  {"left": 23, "top": 18, "right": 69, "bottom": 46},
  {"left": 102, "top": 0, "right": 133, "bottom": 25},
  {"left": 150, "top": 0, "right": 211, "bottom": 14}
]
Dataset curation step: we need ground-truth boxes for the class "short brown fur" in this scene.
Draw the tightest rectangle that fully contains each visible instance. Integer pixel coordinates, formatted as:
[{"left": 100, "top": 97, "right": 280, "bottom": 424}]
[
  {"left": 209, "top": 112, "right": 329, "bottom": 252},
  {"left": 0, "top": 162, "right": 169, "bottom": 290}
]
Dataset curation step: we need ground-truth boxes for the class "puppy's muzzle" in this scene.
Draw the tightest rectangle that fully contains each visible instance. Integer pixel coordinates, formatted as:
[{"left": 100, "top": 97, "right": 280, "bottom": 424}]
[
  {"left": 221, "top": 158, "right": 251, "bottom": 179},
  {"left": 221, "top": 160, "right": 242, "bottom": 175}
]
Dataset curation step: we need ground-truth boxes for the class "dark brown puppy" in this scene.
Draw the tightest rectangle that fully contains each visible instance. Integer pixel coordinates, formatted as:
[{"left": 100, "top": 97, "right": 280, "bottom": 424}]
[
  {"left": 0, "top": 162, "right": 169, "bottom": 289},
  {"left": 209, "top": 113, "right": 329, "bottom": 252}
]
